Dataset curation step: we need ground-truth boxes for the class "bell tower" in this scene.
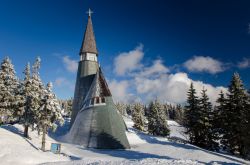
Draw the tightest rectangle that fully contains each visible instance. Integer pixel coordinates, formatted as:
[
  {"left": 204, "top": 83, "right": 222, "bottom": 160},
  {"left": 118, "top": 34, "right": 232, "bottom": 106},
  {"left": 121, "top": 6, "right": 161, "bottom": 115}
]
[{"left": 70, "top": 9, "right": 99, "bottom": 126}]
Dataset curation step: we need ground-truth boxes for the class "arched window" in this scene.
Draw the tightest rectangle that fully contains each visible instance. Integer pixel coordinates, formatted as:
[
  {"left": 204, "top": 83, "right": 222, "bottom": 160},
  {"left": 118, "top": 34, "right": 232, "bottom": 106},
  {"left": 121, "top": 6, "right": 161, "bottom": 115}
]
[{"left": 101, "top": 97, "right": 105, "bottom": 103}]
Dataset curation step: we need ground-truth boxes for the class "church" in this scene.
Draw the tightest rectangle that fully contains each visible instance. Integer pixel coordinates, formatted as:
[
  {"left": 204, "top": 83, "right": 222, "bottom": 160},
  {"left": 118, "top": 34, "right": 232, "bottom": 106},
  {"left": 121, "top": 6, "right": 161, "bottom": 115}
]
[{"left": 64, "top": 10, "right": 130, "bottom": 149}]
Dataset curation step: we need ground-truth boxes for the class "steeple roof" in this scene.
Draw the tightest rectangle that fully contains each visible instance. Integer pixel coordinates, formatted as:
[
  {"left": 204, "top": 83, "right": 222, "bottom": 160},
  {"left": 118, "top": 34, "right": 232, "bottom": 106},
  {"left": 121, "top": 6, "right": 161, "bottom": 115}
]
[
  {"left": 80, "top": 15, "right": 98, "bottom": 55},
  {"left": 81, "top": 68, "right": 112, "bottom": 109}
]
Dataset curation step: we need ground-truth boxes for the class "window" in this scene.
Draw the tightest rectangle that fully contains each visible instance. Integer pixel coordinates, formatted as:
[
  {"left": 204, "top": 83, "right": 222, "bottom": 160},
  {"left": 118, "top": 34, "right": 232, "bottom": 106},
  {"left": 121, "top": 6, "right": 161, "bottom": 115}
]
[
  {"left": 87, "top": 53, "right": 97, "bottom": 61},
  {"left": 101, "top": 97, "right": 105, "bottom": 103},
  {"left": 96, "top": 97, "right": 100, "bottom": 104}
]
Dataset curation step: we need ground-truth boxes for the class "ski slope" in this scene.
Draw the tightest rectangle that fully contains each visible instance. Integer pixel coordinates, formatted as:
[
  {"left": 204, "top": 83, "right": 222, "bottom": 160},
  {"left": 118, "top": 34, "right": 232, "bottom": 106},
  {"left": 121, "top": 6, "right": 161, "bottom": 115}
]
[{"left": 0, "top": 117, "right": 249, "bottom": 165}]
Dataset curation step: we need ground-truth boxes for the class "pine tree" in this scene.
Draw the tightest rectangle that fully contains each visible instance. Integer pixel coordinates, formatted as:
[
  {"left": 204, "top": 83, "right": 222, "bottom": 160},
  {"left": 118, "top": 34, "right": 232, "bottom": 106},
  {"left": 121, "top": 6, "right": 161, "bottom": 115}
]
[
  {"left": 37, "top": 82, "right": 64, "bottom": 151},
  {"left": 132, "top": 103, "right": 145, "bottom": 131},
  {"left": 115, "top": 102, "right": 127, "bottom": 116},
  {"left": 163, "top": 104, "right": 170, "bottom": 120},
  {"left": 0, "top": 57, "right": 20, "bottom": 123},
  {"left": 0, "top": 69, "right": 5, "bottom": 124},
  {"left": 213, "top": 91, "right": 226, "bottom": 144},
  {"left": 175, "top": 104, "right": 184, "bottom": 124},
  {"left": 184, "top": 82, "right": 200, "bottom": 144},
  {"left": 20, "top": 63, "right": 36, "bottom": 137},
  {"left": 147, "top": 100, "right": 170, "bottom": 136},
  {"left": 20, "top": 58, "right": 45, "bottom": 138},
  {"left": 168, "top": 104, "right": 176, "bottom": 120},
  {"left": 198, "top": 88, "right": 217, "bottom": 150},
  {"left": 243, "top": 90, "right": 250, "bottom": 158},
  {"left": 30, "top": 57, "right": 45, "bottom": 133},
  {"left": 126, "top": 104, "right": 132, "bottom": 116},
  {"left": 60, "top": 98, "right": 73, "bottom": 117},
  {"left": 222, "top": 73, "right": 249, "bottom": 155}
]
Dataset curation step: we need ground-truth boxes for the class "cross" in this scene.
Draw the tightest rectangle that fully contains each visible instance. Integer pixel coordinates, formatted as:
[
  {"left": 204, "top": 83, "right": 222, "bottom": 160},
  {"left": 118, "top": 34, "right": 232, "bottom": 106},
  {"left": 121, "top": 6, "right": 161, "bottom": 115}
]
[{"left": 86, "top": 8, "right": 93, "bottom": 17}]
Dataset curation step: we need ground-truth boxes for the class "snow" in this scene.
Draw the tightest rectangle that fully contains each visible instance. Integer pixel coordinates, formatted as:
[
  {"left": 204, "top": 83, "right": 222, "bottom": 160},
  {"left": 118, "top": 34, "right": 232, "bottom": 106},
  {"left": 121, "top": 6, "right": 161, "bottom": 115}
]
[
  {"left": 0, "top": 124, "right": 69, "bottom": 165},
  {"left": 43, "top": 158, "right": 201, "bottom": 165},
  {"left": 167, "top": 120, "right": 188, "bottom": 142},
  {"left": 0, "top": 117, "right": 249, "bottom": 165}
]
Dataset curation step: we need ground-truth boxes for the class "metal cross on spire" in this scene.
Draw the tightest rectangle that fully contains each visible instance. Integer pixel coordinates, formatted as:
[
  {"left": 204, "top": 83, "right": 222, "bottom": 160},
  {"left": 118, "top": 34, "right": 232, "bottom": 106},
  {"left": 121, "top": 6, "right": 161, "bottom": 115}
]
[{"left": 86, "top": 8, "right": 93, "bottom": 17}]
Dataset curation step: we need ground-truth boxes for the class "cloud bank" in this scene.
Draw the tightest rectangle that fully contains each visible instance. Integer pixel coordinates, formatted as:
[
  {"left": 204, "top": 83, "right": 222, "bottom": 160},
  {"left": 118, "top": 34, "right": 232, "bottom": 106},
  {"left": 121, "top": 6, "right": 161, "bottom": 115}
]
[{"left": 109, "top": 46, "right": 227, "bottom": 104}]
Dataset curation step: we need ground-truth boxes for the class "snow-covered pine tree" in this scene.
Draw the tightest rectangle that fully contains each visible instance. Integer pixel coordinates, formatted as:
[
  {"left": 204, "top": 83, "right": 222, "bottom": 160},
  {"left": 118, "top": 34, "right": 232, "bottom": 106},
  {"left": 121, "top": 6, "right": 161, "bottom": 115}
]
[
  {"left": 222, "top": 73, "right": 249, "bottom": 156},
  {"left": 0, "top": 68, "right": 5, "bottom": 124},
  {"left": 115, "top": 102, "right": 127, "bottom": 116},
  {"left": 37, "top": 82, "right": 64, "bottom": 151},
  {"left": 147, "top": 101, "right": 156, "bottom": 135},
  {"left": 198, "top": 88, "right": 218, "bottom": 150},
  {"left": 21, "top": 58, "right": 45, "bottom": 138},
  {"left": 20, "top": 63, "right": 36, "bottom": 137},
  {"left": 168, "top": 104, "right": 176, "bottom": 120},
  {"left": 30, "top": 57, "right": 45, "bottom": 133},
  {"left": 66, "top": 98, "right": 73, "bottom": 116},
  {"left": 184, "top": 82, "right": 200, "bottom": 144},
  {"left": 213, "top": 91, "right": 226, "bottom": 145},
  {"left": 175, "top": 104, "right": 184, "bottom": 124},
  {"left": 132, "top": 103, "right": 145, "bottom": 131},
  {"left": 242, "top": 89, "right": 250, "bottom": 158},
  {"left": 59, "top": 98, "right": 73, "bottom": 117},
  {"left": 0, "top": 57, "right": 20, "bottom": 123},
  {"left": 126, "top": 104, "right": 132, "bottom": 116},
  {"left": 162, "top": 104, "right": 170, "bottom": 120},
  {"left": 243, "top": 90, "right": 250, "bottom": 158},
  {"left": 147, "top": 100, "right": 170, "bottom": 136}
]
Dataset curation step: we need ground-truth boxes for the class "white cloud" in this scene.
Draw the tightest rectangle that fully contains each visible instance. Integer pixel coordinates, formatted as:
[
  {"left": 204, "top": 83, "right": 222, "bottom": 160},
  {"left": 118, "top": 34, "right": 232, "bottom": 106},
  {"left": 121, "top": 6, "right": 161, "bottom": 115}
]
[
  {"left": 54, "top": 77, "right": 74, "bottom": 89},
  {"left": 238, "top": 58, "right": 250, "bottom": 69},
  {"left": 135, "top": 72, "right": 226, "bottom": 104},
  {"left": 62, "top": 56, "right": 78, "bottom": 73},
  {"left": 184, "top": 56, "right": 225, "bottom": 74},
  {"left": 111, "top": 48, "right": 227, "bottom": 105},
  {"left": 114, "top": 44, "right": 144, "bottom": 76},
  {"left": 108, "top": 79, "right": 140, "bottom": 103},
  {"left": 140, "top": 59, "right": 169, "bottom": 77}
]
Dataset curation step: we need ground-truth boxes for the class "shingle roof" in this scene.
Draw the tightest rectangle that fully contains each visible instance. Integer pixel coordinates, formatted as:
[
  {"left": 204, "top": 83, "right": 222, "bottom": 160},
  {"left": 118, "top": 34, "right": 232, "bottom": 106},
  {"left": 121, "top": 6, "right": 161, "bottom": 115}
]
[
  {"left": 82, "top": 68, "right": 111, "bottom": 108},
  {"left": 80, "top": 16, "right": 98, "bottom": 55}
]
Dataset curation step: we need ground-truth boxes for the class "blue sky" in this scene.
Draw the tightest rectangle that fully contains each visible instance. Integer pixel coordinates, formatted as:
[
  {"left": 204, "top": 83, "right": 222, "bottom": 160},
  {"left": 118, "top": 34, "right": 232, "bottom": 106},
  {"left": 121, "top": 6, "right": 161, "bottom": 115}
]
[{"left": 0, "top": 0, "right": 249, "bottom": 103}]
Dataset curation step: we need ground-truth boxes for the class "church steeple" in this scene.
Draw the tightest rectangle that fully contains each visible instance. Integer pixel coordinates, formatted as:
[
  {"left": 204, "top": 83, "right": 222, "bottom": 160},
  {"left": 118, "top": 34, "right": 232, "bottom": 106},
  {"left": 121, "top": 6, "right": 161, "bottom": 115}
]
[
  {"left": 80, "top": 9, "right": 98, "bottom": 58},
  {"left": 69, "top": 9, "right": 130, "bottom": 149}
]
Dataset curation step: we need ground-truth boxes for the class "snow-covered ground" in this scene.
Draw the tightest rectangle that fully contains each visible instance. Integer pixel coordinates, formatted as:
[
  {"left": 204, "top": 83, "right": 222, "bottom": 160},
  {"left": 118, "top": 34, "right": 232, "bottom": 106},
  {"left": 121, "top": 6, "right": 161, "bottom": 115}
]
[
  {"left": 0, "top": 124, "right": 69, "bottom": 165},
  {"left": 0, "top": 117, "right": 249, "bottom": 165}
]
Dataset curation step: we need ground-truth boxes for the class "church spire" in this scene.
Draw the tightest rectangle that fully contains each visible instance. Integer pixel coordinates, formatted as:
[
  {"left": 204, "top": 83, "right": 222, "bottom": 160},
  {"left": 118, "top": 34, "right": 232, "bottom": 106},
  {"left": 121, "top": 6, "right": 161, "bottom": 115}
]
[{"left": 80, "top": 9, "right": 98, "bottom": 55}]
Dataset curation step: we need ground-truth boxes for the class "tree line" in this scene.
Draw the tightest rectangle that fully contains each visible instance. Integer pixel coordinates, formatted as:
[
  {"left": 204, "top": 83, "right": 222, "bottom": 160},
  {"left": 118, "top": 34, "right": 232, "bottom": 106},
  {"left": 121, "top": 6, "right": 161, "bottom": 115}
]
[
  {"left": 184, "top": 73, "right": 250, "bottom": 158},
  {"left": 0, "top": 57, "right": 64, "bottom": 151},
  {"left": 116, "top": 101, "right": 184, "bottom": 137},
  {"left": 115, "top": 72, "right": 250, "bottom": 159}
]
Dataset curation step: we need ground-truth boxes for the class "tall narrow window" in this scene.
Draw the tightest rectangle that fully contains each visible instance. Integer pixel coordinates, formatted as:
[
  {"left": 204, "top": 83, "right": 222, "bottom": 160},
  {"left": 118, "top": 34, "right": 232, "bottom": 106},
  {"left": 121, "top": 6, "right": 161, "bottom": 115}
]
[{"left": 96, "top": 97, "right": 100, "bottom": 104}]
